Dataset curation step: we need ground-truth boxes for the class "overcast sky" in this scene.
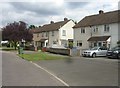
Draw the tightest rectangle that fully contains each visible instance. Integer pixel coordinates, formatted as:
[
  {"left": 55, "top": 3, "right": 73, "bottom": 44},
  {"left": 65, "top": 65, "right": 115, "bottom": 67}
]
[{"left": 0, "top": 0, "right": 119, "bottom": 28}]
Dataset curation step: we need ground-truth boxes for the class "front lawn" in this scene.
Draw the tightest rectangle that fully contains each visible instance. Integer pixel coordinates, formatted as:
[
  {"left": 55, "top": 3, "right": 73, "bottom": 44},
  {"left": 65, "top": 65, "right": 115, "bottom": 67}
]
[{"left": 18, "top": 52, "right": 68, "bottom": 61}]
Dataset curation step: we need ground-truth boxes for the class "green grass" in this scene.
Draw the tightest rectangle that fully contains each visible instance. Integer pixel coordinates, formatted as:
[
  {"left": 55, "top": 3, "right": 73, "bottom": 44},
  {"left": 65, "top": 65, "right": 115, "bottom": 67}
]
[{"left": 18, "top": 52, "right": 68, "bottom": 61}]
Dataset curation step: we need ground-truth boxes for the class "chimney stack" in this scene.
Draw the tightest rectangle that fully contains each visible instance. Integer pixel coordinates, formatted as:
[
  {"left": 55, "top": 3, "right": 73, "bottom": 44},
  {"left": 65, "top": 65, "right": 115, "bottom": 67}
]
[
  {"left": 99, "top": 10, "right": 104, "bottom": 14},
  {"left": 64, "top": 18, "right": 68, "bottom": 21},
  {"left": 50, "top": 21, "right": 54, "bottom": 24}
]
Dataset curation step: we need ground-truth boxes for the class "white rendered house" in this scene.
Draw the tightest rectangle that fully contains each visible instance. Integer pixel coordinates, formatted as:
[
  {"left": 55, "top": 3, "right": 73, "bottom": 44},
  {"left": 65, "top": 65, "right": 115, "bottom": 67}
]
[
  {"left": 35, "top": 18, "right": 75, "bottom": 48},
  {"left": 73, "top": 10, "right": 120, "bottom": 49}
]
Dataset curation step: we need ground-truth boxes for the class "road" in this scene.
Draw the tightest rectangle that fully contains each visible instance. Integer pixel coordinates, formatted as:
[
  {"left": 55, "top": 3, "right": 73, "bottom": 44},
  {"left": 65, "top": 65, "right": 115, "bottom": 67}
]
[
  {"left": 2, "top": 51, "right": 65, "bottom": 86},
  {"left": 1, "top": 50, "right": 119, "bottom": 86},
  {"left": 34, "top": 56, "right": 118, "bottom": 86}
]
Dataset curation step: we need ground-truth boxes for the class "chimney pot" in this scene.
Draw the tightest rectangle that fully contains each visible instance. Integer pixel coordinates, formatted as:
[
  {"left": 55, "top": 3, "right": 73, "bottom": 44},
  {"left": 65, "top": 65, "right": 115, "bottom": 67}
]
[
  {"left": 50, "top": 21, "right": 54, "bottom": 24},
  {"left": 99, "top": 10, "right": 104, "bottom": 14},
  {"left": 64, "top": 18, "right": 68, "bottom": 21}
]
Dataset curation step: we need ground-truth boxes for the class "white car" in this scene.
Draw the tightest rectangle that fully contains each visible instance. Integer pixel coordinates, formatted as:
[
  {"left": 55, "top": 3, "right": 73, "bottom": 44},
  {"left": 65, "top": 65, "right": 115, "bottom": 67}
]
[{"left": 82, "top": 47, "right": 108, "bottom": 58}]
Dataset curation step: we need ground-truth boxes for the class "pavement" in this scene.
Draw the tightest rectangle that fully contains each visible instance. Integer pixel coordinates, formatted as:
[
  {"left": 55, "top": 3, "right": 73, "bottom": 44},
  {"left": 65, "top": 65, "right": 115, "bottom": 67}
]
[{"left": 2, "top": 50, "right": 65, "bottom": 86}]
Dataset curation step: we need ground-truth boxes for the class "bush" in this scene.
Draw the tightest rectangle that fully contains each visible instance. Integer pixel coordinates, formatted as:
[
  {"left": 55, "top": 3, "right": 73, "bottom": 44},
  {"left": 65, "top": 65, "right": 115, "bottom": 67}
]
[{"left": 68, "top": 42, "right": 73, "bottom": 49}]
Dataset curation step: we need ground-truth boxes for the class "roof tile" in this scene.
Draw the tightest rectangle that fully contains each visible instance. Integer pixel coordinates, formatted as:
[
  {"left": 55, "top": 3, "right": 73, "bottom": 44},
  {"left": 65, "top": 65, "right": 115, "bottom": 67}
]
[{"left": 73, "top": 10, "right": 120, "bottom": 28}]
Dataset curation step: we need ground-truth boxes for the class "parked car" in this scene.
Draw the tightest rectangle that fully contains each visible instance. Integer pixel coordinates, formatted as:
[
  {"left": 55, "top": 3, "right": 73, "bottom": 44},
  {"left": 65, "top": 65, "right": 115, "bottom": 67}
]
[
  {"left": 82, "top": 47, "right": 108, "bottom": 58},
  {"left": 106, "top": 46, "right": 120, "bottom": 59}
]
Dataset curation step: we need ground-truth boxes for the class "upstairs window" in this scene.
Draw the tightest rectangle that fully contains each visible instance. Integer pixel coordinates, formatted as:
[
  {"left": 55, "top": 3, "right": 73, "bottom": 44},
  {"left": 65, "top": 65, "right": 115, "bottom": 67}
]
[
  {"left": 46, "top": 32, "right": 48, "bottom": 37},
  {"left": 52, "top": 31, "right": 54, "bottom": 36},
  {"left": 62, "top": 30, "right": 66, "bottom": 36},
  {"left": 81, "top": 28, "right": 85, "bottom": 33},
  {"left": 104, "top": 24, "right": 110, "bottom": 32},
  {"left": 93, "top": 26, "right": 98, "bottom": 33},
  {"left": 37, "top": 33, "right": 39, "bottom": 37},
  {"left": 42, "top": 32, "right": 44, "bottom": 37}
]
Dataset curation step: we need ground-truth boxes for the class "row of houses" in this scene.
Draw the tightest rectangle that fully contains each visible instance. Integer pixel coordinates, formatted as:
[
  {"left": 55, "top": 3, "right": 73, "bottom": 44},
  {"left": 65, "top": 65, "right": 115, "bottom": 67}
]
[
  {"left": 31, "top": 10, "right": 120, "bottom": 50},
  {"left": 31, "top": 18, "right": 75, "bottom": 49}
]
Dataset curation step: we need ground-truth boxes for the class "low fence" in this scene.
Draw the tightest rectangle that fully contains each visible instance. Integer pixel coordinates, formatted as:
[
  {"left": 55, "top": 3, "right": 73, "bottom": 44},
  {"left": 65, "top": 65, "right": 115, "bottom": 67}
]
[
  {"left": 46, "top": 47, "right": 88, "bottom": 56},
  {"left": 47, "top": 48, "right": 70, "bottom": 55}
]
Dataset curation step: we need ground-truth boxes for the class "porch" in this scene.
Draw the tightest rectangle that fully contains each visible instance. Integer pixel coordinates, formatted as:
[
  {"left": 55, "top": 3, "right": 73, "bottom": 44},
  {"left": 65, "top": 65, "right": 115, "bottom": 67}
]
[{"left": 87, "top": 36, "right": 111, "bottom": 48}]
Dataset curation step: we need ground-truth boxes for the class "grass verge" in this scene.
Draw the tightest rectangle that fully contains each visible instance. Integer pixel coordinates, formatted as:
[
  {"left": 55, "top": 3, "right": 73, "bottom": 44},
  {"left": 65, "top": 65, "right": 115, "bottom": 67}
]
[
  {"left": 18, "top": 52, "right": 68, "bottom": 61},
  {"left": 1, "top": 47, "right": 17, "bottom": 51}
]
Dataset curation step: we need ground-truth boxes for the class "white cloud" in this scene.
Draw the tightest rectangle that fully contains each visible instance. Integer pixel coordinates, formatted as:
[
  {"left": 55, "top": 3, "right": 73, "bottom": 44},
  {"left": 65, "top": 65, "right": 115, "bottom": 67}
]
[
  {"left": 63, "top": 1, "right": 118, "bottom": 23},
  {"left": 0, "top": 1, "right": 119, "bottom": 27}
]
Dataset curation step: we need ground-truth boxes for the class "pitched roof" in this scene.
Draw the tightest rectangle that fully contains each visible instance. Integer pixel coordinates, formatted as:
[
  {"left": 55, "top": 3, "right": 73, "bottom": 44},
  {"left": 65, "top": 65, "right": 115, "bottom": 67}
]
[
  {"left": 87, "top": 36, "right": 110, "bottom": 41},
  {"left": 40, "top": 20, "right": 70, "bottom": 32},
  {"left": 73, "top": 10, "right": 120, "bottom": 28},
  {"left": 29, "top": 20, "right": 70, "bottom": 33},
  {"left": 29, "top": 28, "right": 42, "bottom": 33}
]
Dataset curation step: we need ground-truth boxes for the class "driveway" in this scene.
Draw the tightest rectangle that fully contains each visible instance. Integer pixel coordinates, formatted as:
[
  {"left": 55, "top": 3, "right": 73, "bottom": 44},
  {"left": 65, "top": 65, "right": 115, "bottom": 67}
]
[{"left": 33, "top": 56, "right": 118, "bottom": 86}]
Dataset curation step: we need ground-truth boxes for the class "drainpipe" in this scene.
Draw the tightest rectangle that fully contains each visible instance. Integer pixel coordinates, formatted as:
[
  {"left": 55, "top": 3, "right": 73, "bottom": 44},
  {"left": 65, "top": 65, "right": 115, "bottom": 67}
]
[
  {"left": 90, "top": 26, "right": 92, "bottom": 37},
  {"left": 47, "top": 31, "right": 49, "bottom": 47},
  {"left": 90, "top": 26, "right": 93, "bottom": 48},
  {"left": 58, "top": 26, "right": 61, "bottom": 46}
]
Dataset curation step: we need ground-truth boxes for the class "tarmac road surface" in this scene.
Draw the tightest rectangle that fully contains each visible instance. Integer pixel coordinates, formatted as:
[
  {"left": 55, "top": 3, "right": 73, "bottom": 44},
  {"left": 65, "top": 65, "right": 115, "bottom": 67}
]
[{"left": 2, "top": 51, "right": 65, "bottom": 86}]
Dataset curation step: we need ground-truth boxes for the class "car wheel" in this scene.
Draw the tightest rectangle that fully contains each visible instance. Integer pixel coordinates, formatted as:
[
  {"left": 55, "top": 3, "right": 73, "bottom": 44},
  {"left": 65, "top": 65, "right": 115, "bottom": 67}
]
[{"left": 92, "top": 53, "right": 96, "bottom": 58}]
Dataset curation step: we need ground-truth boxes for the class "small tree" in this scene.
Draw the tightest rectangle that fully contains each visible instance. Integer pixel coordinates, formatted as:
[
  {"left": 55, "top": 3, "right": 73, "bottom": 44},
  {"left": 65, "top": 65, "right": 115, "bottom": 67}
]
[
  {"left": 2, "top": 21, "right": 33, "bottom": 50},
  {"left": 68, "top": 42, "right": 74, "bottom": 49}
]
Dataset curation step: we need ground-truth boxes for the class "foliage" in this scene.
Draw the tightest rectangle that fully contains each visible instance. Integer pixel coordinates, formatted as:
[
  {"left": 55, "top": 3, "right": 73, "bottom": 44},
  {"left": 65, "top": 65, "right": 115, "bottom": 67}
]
[
  {"left": 68, "top": 42, "right": 74, "bottom": 49},
  {"left": 2, "top": 21, "right": 33, "bottom": 49}
]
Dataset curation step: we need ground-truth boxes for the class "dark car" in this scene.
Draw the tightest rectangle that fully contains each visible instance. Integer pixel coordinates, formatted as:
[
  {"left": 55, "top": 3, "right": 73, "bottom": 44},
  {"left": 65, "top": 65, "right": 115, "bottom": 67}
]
[{"left": 106, "top": 46, "right": 120, "bottom": 59}]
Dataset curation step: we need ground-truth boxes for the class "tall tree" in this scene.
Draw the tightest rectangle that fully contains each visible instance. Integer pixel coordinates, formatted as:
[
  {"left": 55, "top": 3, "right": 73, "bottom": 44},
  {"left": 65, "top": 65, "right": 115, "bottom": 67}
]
[{"left": 2, "top": 21, "right": 33, "bottom": 49}]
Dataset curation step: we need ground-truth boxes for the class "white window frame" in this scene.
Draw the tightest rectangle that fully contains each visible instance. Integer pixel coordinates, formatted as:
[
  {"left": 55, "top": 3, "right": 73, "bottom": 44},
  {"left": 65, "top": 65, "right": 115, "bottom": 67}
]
[
  {"left": 81, "top": 28, "right": 85, "bottom": 33},
  {"left": 104, "top": 24, "right": 110, "bottom": 32},
  {"left": 46, "top": 32, "right": 48, "bottom": 37},
  {"left": 52, "top": 31, "right": 54, "bottom": 36},
  {"left": 77, "top": 40, "right": 82, "bottom": 47},
  {"left": 42, "top": 32, "right": 44, "bottom": 37},
  {"left": 62, "top": 30, "right": 66, "bottom": 36},
  {"left": 37, "top": 33, "right": 39, "bottom": 37},
  {"left": 93, "top": 26, "right": 98, "bottom": 33}
]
